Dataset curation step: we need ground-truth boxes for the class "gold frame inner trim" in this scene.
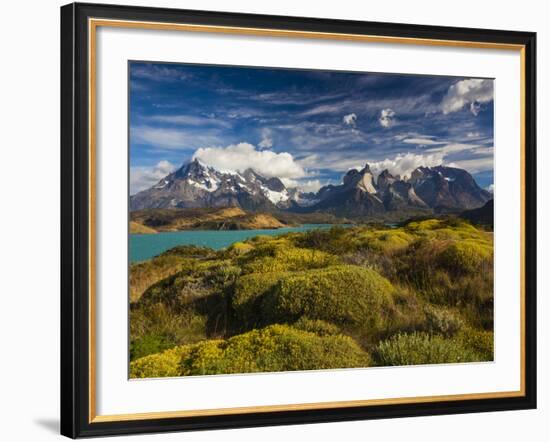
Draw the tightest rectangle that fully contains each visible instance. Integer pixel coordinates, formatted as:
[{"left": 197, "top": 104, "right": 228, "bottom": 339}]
[{"left": 88, "top": 18, "right": 527, "bottom": 423}]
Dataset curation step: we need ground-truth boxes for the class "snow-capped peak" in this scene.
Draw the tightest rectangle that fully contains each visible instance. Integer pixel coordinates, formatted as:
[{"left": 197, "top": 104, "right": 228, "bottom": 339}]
[
  {"left": 145, "top": 159, "right": 297, "bottom": 208},
  {"left": 260, "top": 184, "right": 289, "bottom": 205}
]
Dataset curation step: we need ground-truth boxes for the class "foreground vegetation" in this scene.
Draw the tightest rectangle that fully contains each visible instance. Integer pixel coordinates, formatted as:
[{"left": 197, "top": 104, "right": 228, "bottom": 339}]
[{"left": 129, "top": 217, "right": 494, "bottom": 377}]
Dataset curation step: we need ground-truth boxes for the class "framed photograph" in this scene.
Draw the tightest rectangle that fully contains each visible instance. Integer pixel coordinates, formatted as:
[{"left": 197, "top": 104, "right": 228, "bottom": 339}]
[{"left": 60, "top": 2, "right": 536, "bottom": 438}]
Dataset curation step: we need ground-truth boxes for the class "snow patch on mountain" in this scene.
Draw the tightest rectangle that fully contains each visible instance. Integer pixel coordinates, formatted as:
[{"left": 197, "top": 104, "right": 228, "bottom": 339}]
[
  {"left": 154, "top": 179, "right": 169, "bottom": 189},
  {"left": 261, "top": 185, "right": 290, "bottom": 205},
  {"left": 130, "top": 158, "right": 490, "bottom": 215},
  {"left": 187, "top": 178, "right": 219, "bottom": 192}
]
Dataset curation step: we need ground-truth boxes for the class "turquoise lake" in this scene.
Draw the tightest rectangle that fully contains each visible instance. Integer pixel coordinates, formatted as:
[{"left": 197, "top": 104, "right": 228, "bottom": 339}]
[{"left": 129, "top": 224, "right": 336, "bottom": 263}]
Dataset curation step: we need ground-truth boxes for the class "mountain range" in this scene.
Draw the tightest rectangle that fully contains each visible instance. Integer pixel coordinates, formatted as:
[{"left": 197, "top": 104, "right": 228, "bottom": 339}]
[{"left": 130, "top": 158, "right": 492, "bottom": 217}]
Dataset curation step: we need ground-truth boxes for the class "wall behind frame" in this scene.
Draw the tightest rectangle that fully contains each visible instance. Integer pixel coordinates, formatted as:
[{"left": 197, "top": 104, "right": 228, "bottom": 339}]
[{"left": 0, "top": 0, "right": 545, "bottom": 441}]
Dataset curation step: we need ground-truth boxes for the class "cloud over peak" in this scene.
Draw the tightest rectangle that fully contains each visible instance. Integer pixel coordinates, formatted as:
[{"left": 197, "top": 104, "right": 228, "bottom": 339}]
[
  {"left": 368, "top": 152, "right": 445, "bottom": 178},
  {"left": 130, "top": 160, "right": 176, "bottom": 194},
  {"left": 193, "top": 142, "right": 306, "bottom": 180},
  {"left": 441, "top": 79, "right": 493, "bottom": 115}
]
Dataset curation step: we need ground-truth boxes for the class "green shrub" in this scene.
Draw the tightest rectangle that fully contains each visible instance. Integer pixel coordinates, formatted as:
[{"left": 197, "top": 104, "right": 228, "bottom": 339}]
[
  {"left": 205, "top": 263, "right": 241, "bottom": 287},
  {"left": 231, "top": 272, "right": 287, "bottom": 329},
  {"left": 406, "top": 219, "right": 443, "bottom": 231},
  {"left": 448, "top": 272, "right": 494, "bottom": 329},
  {"left": 239, "top": 244, "right": 339, "bottom": 274},
  {"left": 373, "top": 332, "right": 481, "bottom": 366},
  {"left": 293, "top": 226, "right": 353, "bottom": 254},
  {"left": 419, "top": 270, "right": 454, "bottom": 304},
  {"left": 131, "top": 325, "right": 370, "bottom": 378},
  {"left": 247, "top": 234, "right": 276, "bottom": 244},
  {"left": 130, "top": 346, "right": 191, "bottom": 378},
  {"left": 159, "top": 244, "right": 216, "bottom": 258},
  {"left": 129, "top": 254, "right": 189, "bottom": 302},
  {"left": 226, "top": 241, "right": 254, "bottom": 256},
  {"left": 457, "top": 328, "right": 494, "bottom": 361},
  {"left": 391, "top": 238, "right": 451, "bottom": 291},
  {"left": 129, "top": 303, "right": 208, "bottom": 361},
  {"left": 240, "top": 239, "right": 291, "bottom": 258},
  {"left": 423, "top": 305, "right": 464, "bottom": 337},
  {"left": 356, "top": 229, "right": 414, "bottom": 254},
  {"left": 262, "top": 265, "right": 395, "bottom": 332},
  {"left": 384, "top": 286, "right": 428, "bottom": 335},
  {"left": 405, "top": 219, "right": 490, "bottom": 244},
  {"left": 439, "top": 240, "right": 492, "bottom": 275},
  {"left": 293, "top": 317, "right": 341, "bottom": 336},
  {"left": 179, "top": 325, "right": 371, "bottom": 376},
  {"left": 130, "top": 333, "right": 174, "bottom": 360},
  {"left": 138, "top": 273, "right": 211, "bottom": 310},
  {"left": 390, "top": 231, "right": 493, "bottom": 309},
  {"left": 137, "top": 259, "right": 233, "bottom": 310}
]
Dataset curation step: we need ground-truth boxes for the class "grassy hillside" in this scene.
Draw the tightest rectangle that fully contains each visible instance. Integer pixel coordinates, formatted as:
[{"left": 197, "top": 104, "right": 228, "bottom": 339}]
[
  {"left": 130, "top": 207, "right": 288, "bottom": 231},
  {"left": 130, "top": 221, "right": 157, "bottom": 234},
  {"left": 129, "top": 218, "right": 494, "bottom": 377},
  {"left": 129, "top": 246, "right": 214, "bottom": 302}
]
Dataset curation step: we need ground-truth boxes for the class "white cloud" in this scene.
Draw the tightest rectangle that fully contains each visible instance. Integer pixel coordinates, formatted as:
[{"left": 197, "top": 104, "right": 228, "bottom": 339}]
[
  {"left": 149, "top": 114, "right": 231, "bottom": 128},
  {"left": 379, "top": 108, "right": 396, "bottom": 128},
  {"left": 281, "top": 178, "right": 324, "bottom": 193},
  {"left": 446, "top": 157, "right": 494, "bottom": 173},
  {"left": 131, "top": 64, "right": 191, "bottom": 82},
  {"left": 298, "top": 153, "right": 368, "bottom": 173},
  {"left": 193, "top": 142, "right": 306, "bottom": 180},
  {"left": 441, "top": 79, "right": 493, "bottom": 115},
  {"left": 300, "top": 143, "right": 493, "bottom": 185},
  {"left": 298, "top": 179, "right": 324, "bottom": 192},
  {"left": 299, "top": 150, "right": 444, "bottom": 179},
  {"left": 403, "top": 138, "right": 446, "bottom": 146},
  {"left": 131, "top": 126, "right": 221, "bottom": 149},
  {"left": 130, "top": 160, "right": 176, "bottom": 194},
  {"left": 424, "top": 142, "right": 494, "bottom": 158},
  {"left": 343, "top": 113, "right": 357, "bottom": 127},
  {"left": 426, "top": 142, "right": 479, "bottom": 154},
  {"left": 274, "top": 121, "right": 368, "bottom": 152},
  {"left": 299, "top": 101, "right": 352, "bottom": 117},
  {"left": 393, "top": 133, "right": 437, "bottom": 142},
  {"left": 368, "top": 152, "right": 445, "bottom": 178},
  {"left": 368, "top": 142, "right": 494, "bottom": 178},
  {"left": 253, "top": 91, "right": 347, "bottom": 106},
  {"left": 259, "top": 138, "right": 273, "bottom": 149},
  {"left": 467, "top": 131, "right": 481, "bottom": 138},
  {"left": 258, "top": 128, "right": 273, "bottom": 149},
  {"left": 486, "top": 184, "right": 494, "bottom": 193},
  {"left": 297, "top": 92, "right": 435, "bottom": 119}
]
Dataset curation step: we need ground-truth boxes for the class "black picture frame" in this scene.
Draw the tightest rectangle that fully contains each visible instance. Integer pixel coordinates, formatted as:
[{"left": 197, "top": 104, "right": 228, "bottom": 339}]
[{"left": 61, "top": 2, "right": 537, "bottom": 438}]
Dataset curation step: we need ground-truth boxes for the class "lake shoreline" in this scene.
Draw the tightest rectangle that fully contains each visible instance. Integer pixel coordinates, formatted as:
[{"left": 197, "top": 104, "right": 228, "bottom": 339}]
[{"left": 130, "top": 224, "right": 343, "bottom": 263}]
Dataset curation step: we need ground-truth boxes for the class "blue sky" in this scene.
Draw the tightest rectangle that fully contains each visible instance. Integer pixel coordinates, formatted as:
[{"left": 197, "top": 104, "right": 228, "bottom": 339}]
[{"left": 130, "top": 61, "right": 494, "bottom": 194}]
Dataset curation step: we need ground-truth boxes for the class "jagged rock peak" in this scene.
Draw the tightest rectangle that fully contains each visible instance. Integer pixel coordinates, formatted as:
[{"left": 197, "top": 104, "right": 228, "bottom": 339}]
[
  {"left": 360, "top": 163, "right": 372, "bottom": 174},
  {"left": 341, "top": 165, "right": 377, "bottom": 194},
  {"left": 130, "top": 159, "right": 491, "bottom": 215},
  {"left": 175, "top": 157, "right": 205, "bottom": 175},
  {"left": 358, "top": 164, "right": 377, "bottom": 194},
  {"left": 343, "top": 168, "right": 361, "bottom": 185},
  {"left": 242, "top": 168, "right": 260, "bottom": 180},
  {"left": 377, "top": 169, "right": 396, "bottom": 191}
]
